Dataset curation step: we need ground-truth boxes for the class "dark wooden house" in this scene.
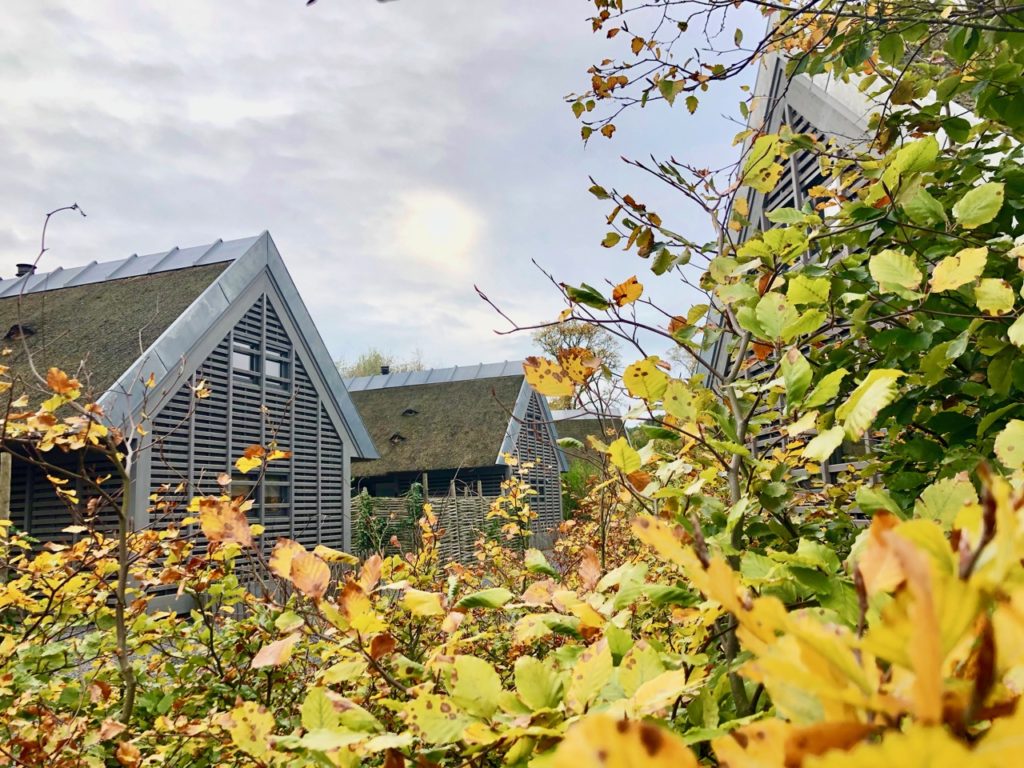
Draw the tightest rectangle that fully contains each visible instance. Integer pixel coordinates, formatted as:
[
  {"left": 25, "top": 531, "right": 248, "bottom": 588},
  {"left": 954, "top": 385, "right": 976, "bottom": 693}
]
[
  {"left": 0, "top": 232, "right": 376, "bottom": 552},
  {"left": 345, "top": 363, "right": 567, "bottom": 543},
  {"left": 549, "top": 409, "right": 627, "bottom": 464}
]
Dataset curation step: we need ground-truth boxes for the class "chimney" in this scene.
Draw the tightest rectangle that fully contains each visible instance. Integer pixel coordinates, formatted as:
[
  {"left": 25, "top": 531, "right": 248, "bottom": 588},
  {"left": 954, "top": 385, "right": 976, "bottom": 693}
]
[
  {"left": 380, "top": 365, "right": 390, "bottom": 375},
  {"left": 15, "top": 264, "right": 36, "bottom": 278}
]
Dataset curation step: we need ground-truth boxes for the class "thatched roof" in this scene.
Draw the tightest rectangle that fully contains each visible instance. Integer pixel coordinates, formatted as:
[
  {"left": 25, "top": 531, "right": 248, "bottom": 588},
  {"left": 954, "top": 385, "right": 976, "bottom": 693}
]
[
  {"left": 552, "top": 411, "right": 626, "bottom": 462},
  {"left": 348, "top": 375, "right": 525, "bottom": 477},
  {"left": 0, "top": 264, "right": 227, "bottom": 401}
]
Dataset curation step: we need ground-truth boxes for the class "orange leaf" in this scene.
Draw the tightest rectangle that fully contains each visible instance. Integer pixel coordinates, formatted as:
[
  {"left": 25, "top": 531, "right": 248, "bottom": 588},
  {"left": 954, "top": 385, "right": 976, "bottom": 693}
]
[
  {"left": 251, "top": 632, "right": 301, "bottom": 669},
  {"left": 627, "top": 470, "right": 652, "bottom": 492},
  {"left": 266, "top": 449, "right": 292, "bottom": 462},
  {"left": 612, "top": 275, "right": 643, "bottom": 306},
  {"left": 199, "top": 498, "right": 253, "bottom": 547},
  {"left": 46, "top": 367, "right": 81, "bottom": 396},
  {"left": 115, "top": 742, "right": 141, "bottom": 768},
  {"left": 369, "top": 632, "right": 397, "bottom": 660},
  {"left": 269, "top": 538, "right": 305, "bottom": 580},
  {"left": 579, "top": 546, "right": 602, "bottom": 591},
  {"left": 557, "top": 347, "right": 600, "bottom": 385},
  {"left": 359, "top": 554, "right": 383, "bottom": 593},
  {"left": 99, "top": 719, "right": 127, "bottom": 741},
  {"left": 291, "top": 551, "right": 330, "bottom": 600},
  {"left": 752, "top": 342, "right": 773, "bottom": 362}
]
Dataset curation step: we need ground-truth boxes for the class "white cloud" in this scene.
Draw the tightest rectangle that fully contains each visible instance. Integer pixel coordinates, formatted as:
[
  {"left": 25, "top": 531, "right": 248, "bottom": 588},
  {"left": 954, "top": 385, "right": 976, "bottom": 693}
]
[{"left": 390, "top": 189, "right": 485, "bottom": 275}]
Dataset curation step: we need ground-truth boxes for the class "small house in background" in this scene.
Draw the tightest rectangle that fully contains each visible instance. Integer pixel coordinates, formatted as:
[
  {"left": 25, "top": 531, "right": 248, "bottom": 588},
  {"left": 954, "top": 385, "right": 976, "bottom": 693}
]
[
  {"left": 550, "top": 409, "right": 627, "bottom": 464},
  {"left": 345, "top": 362, "right": 567, "bottom": 546},
  {"left": 0, "top": 232, "right": 376, "bottom": 552}
]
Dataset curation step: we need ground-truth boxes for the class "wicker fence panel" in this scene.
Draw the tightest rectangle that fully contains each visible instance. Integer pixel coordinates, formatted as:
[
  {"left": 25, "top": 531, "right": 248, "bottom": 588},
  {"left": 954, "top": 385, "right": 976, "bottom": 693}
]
[{"left": 353, "top": 492, "right": 497, "bottom": 564}]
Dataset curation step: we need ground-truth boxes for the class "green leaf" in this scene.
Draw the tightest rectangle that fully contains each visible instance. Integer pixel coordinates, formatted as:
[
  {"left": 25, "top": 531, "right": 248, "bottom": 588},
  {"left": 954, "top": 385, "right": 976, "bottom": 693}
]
[
  {"left": 557, "top": 436, "right": 585, "bottom": 450},
  {"left": 514, "top": 656, "right": 562, "bottom": 710},
  {"left": 450, "top": 655, "right": 502, "bottom": 719},
  {"left": 788, "top": 275, "right": 830, "bottom": 306},
  {"left": 664, "top": 379, "right": 699, "bottom": 422},
  {"left": 781, "top": 348, "right": 812, "bottom": 411},
  {"left": 525, "top": 548, "right": 558, "bottom": 577},
  {"left": 837, "top": 369, "right": 905, "bottom": 439},
  {"left": 602, "top": 232, "right": 621, "bottom": 248},
  {"left": 588, "top": 184, "right": 610, "bottom": 199},
  {"left": 930, "top": 247, "right": 987, "bottom": 292},
  {"left": 976, "top": 278, "right": 1014, "bottom": 316},
  {"left": 658, "top": 78, "right": 685, "bottom": 105},
  {"left": 617, "top": 641, "right": 665, "bottom": 697},
  {"left": 781, "top": 308, "right": 827, "bottom": 343},
  {"left": 403, "top": 694, "right": 474, "bottom": 744},
  {"left": 953, "top": 182, "right": 1005, "bottom": 229},
  {"left": 565, "top": 283, "right": 610, "bottom": 310},
  {"left": 869, "top": 249, "right": 922, "bottom": 293},
  {"left": 803, "top": 368, "right": 849, "bottom": 409},
  {"left": 802, "top": 426, "right": 845, "bottom": 462},
  {"left": 1008, "top": 315, "right": 1024, "bottom": 348},
  {"left": 995, "top": 419, "right": 1024, "bottom": 469},
  {"left": 302, "top": 687, "right": 341, "bottom": 731},
  {"left": 454, "top": 588, "right": 514, "bottom": 610},
  {"left": 856, "top": 485, "right": 902, "bottom": 516},
  {"left": 915, "top": 475, "right": 978, "bottom": 527},
  {"left": 879, "top": 34, "right": 904, "bottom": 65},
  {"left": 608, "top": 437, "right": 642, "bottom": 474},
  {"left": 755, "top": 292, "right": 798, "bottom": 340},
  {"left": 275, "top": 610, "right": 304, "bottom": 633},
  {"left": 766, "top": 208, "right": 810, "bottom": 225},
  {"left": 685, "top": 95, "right": 698, "bottom": 114},
  {"left": 901, "top": 188, "right": 947, "bottom": 226}
]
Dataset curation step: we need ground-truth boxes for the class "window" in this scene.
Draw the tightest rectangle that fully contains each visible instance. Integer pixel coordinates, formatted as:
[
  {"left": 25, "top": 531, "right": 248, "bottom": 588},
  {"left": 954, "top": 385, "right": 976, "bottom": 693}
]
[
  {"left": 232, "top": 350, "right": 260, "bottom": 372},
  {"left": 264, "top": 474, "right": 290, "bottom": 516},
  {"left": 265, "top": 358, "right": 288, "bottom": 379}
]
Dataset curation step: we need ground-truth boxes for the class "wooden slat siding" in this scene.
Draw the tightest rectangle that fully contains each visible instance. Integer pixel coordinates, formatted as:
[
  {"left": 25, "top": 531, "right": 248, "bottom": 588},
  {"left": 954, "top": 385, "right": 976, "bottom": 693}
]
[
  {"left": 146, "top": 293, "right": 347, "bottom": 570},
  {"left": 515, "top": 391, "right": 563, "bottom": 547},
  {"left": 355, "top": 466, "right": 508, "bottom": 499},
  {"left": 8, "top": 451, "right": 120, "bottom": 543}
]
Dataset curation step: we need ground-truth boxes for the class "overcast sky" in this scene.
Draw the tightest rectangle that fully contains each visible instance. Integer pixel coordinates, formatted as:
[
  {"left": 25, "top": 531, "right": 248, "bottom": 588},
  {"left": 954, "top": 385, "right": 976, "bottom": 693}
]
[{"left": 0, "top": 2, "right": 748, "bottom": 369}]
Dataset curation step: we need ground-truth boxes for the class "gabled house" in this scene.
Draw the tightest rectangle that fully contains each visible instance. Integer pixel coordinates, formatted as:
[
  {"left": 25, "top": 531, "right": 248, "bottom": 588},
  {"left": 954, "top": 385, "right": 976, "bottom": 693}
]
[
  {"left": 1, "top": 232, "right": 376, "bottom": 552},
  {"left": 344, "top": 362, "right": 567, "bottom": 545}
]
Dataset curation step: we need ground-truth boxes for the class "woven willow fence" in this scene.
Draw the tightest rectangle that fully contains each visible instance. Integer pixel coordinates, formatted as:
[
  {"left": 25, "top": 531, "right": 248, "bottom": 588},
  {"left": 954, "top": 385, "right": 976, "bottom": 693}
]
[{"left": 353, "top": 489, "right": 499, "bottom": 564}]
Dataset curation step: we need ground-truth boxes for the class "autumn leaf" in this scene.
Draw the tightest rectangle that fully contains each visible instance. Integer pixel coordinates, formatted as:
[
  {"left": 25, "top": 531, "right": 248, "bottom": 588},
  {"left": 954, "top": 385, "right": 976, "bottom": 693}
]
[
  {"left": 557, "top": 347, "right": 600, "bottom": 384},
  {"left": 269, "top": 538, "right": 305, "bottom": 580},
  {"left": 46, "top": 367, "right": 81, "bottom": 396},
  {"left": 523, "top": 356, "right": 575, "bottom": 397},
  {"left": 199, "top": 497, "right": 253, "bottom": 547},
  {"left": 251, "top": 632, "right": 301, "bottom": 669},
  {"left": 290, "top": 551, "right": 330, "bottom": 600},
  {"left": 612, "top": 275, "right": 643, "bottom": 306},
  {"left": 553, "top": 713, "right": 697, "bottom": 767},
  {"left": 115, "top": 741, "right": 141, "bottom": 767},
  {"left": 369, "top": 632, "right": 397, "bottom": 660},
  {"left": 578, "top": 546, "right": 601, "bottom": 590}
]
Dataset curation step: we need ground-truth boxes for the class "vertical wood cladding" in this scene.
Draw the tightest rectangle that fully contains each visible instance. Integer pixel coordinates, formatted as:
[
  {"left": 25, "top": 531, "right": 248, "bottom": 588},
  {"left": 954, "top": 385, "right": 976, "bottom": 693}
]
[
  {"left": 514, "top": 390, "right": 563, "bottom": 541},
  {"left": 148, "top": 293, "right": 346, "bottom": 551}
]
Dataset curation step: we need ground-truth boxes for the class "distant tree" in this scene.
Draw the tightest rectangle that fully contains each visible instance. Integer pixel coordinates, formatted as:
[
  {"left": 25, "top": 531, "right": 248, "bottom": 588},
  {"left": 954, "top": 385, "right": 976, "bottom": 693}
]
[{"left": 337, "top": 347, "right": 425, "bottom": 378}]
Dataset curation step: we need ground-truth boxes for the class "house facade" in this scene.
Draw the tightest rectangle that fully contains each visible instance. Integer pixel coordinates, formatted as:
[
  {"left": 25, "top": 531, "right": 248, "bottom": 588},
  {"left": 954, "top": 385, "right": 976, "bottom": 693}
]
[
  {"left": 706, "top": 55, "right": 874, "bottom": 481},
  {"left": 345, "top": 362, "right": 567, "bottom": 545},
  {"left": 2, "top": 232, "right": 376, "bottom": 553}
]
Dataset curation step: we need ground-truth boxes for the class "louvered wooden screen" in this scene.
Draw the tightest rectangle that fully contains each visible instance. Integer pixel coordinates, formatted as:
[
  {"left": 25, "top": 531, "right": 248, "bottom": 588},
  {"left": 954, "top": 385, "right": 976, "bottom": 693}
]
[
  {"left": 148, "top": 293, "right": 347, "bottom": 554},
  {"left": 514, "top": 391, "right": 563, "bottom": 547}
]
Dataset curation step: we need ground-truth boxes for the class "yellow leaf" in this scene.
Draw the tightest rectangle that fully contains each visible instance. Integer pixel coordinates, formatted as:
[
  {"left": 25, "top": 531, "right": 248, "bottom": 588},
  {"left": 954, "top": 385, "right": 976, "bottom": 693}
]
[
  {"left": 235, "top": 455, "right": 263, "bottom": 474},
  {"left": 976, "top": 278, "right": 1015, "bottom": 315},
  {"left": 227, "top": 700, "right": 275, "bottom": 759},
  {"left": 523, "top": 356, "right": 575, "bottom": 397},
  {"left": 312, "top": 544, "right": 359, "bottom": 565},
  {"left": 269, "top": 538, "right": 305, "bottom": 580},
  {"left": 557, "top": 347, "right": 600, "bottom": 384},
  {"left": 608, "top": 437, "right": 641, "bottom": 474},
  {"left": 929, "top": 246, "right": 987, "bottom": 292},
  {"left": 623, "top": 356, "right": 670, "bottom": 401},
  {"left": 552, "top": 713, "right": 697, "bottom": 768},
  {"left": 612, "top": 275, "right": 643, "bottom": 306},
  {"left": 565, "top": 639, "right": 613, "bottom": 713},
  {"left": 402, "top": 588, "right": 445, "bottom": 617}
]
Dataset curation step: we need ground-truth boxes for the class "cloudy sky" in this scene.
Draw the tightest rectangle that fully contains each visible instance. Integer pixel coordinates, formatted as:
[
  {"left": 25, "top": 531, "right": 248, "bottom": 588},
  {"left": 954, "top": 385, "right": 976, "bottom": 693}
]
[{"left": 0, "top": 2, "right": 748, "bottom": 369}]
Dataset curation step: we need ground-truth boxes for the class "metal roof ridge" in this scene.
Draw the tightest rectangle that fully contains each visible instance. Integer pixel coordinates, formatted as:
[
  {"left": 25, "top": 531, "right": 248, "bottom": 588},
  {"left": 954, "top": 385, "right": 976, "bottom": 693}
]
[
  {"left": 148, "top": 246, "right": 180, "bottom": 273},
  {"left": 193, "top": 238, "right": 225, "bottom": 265},
  {"left": 105, "top": 254, "right": 139, "bottom": 280}
]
